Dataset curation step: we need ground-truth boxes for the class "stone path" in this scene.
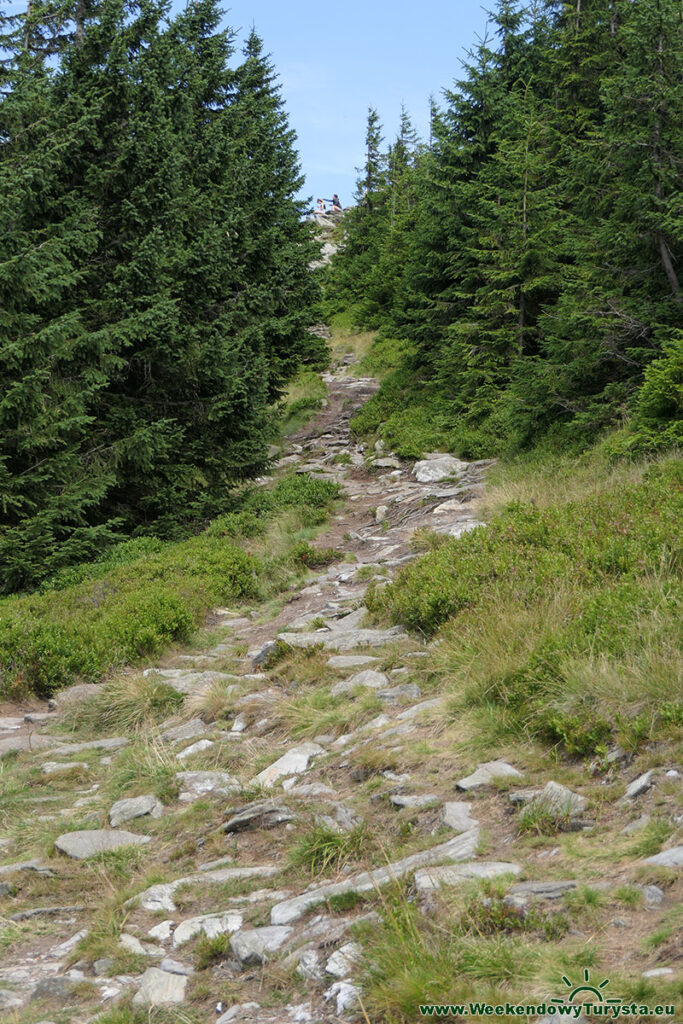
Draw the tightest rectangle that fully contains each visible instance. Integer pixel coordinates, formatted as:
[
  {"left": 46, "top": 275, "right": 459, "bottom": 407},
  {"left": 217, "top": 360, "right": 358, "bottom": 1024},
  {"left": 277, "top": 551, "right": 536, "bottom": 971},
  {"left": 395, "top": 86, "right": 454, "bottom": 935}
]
[{"left": 0, "top": 351, "right": 680, "bottom": 1023}]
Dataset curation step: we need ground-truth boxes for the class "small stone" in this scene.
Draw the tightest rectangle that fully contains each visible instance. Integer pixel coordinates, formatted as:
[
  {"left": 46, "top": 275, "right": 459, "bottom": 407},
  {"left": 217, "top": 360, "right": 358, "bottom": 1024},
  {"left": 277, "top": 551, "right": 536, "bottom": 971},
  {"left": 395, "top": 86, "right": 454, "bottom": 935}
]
[
  {"left": 148, "top": 920, "right": 174, "bottom": 941},
  {"left": 644, "top": 845, "right": 683, "bottom": 868},
  {"left": 109, "top": 795, "right": 163, "bottom": 828},
  {"left": 324, "top": 980, "right": 361, "bottom": 1014},
  {"left": 132, "top": 967, "right": 188, "bottom": 1006},
  {"left": 230, "top": 925, "right": 293, "bottom": 966},
  {"left": 296, "top": 949, "right": 324, "bottom": 982},
  {"left": 390, "top": 793, "right": 439, "bottom": 809},
  {"left": 55, "top": 829, "right": 150, "bottom": 859},
  {"left": 325, "top": 942, "right": 361, "bottom": 978},
  {"left": 176, "top": 738, "right": 214, "bottom": 761},
  {"left": 373, "top": 457, "right": 400, "bottom": 469},
  {"left": 253, "top": 742, "right": 325, "bottom": 788},
  {"left": 331, "top": 669, "right": 388, "bottom": 696},
  {"left": 642, "top": 968, "right": 674, "bottom": 979},
  {"left": 623, "top": 770, "right": 654, "bottom": 799},
  {"left": 172, "top": 910, "right": 242, "bottom": 948},
  {"left": 375, "top": 505, "right": 388, "bottom": 523},
  {"left": 93, "top": 958, "right": 114, "bottom": 976},
  {"left": 217, "top": 1003, "right": 261, "bottom": 1024},
  {"left": 665, "top": 769, "right": 680, "bottom": 778},
  {"left": 508, "top": 788, "right": 542, "bottom": 805},
  {"left": 456, "top": 760, "right": 522, "bottom": 791},
  {"left": 252, "top": 641, "right": 278, "bottom": 669},
  {"left": 641, "top": 885, "right": 665, "bottom": 908}
]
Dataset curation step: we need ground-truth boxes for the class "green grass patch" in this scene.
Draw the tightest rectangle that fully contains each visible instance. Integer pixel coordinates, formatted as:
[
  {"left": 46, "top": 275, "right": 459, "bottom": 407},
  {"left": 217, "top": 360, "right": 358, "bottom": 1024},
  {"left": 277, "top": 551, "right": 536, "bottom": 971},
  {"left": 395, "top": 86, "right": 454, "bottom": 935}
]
[
  {"left": 0, "top": 473, "right": 340, "bottom": 697},
  {"left": 368, "top": 455, "right": 682, "bottom": 756}
]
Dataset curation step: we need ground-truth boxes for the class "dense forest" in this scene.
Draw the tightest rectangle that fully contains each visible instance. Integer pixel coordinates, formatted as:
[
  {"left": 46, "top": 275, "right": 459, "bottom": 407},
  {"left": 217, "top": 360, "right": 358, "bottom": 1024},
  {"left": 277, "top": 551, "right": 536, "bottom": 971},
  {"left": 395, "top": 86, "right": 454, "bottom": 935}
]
[
  {"left": 329, "top": 0, "right": 682, "bottom": 460},
  {"left": 0, "top": 0, "right": 324, "bottom": 593}
]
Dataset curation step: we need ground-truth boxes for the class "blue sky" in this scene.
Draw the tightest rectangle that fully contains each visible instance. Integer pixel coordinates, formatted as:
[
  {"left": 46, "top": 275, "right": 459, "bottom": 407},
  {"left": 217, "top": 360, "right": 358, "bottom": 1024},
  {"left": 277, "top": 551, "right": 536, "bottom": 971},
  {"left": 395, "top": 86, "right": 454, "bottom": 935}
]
[{"left": 221, "top": 1, "right": 492, "bottom": 207}]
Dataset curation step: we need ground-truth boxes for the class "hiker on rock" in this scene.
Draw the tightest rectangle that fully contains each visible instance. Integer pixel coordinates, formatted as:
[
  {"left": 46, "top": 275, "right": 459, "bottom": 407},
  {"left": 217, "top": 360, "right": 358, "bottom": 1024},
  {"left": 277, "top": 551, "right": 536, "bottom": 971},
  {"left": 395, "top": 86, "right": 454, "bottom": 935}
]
[{"left": 325, "top": 194, "right": 342, "bottom": 212}]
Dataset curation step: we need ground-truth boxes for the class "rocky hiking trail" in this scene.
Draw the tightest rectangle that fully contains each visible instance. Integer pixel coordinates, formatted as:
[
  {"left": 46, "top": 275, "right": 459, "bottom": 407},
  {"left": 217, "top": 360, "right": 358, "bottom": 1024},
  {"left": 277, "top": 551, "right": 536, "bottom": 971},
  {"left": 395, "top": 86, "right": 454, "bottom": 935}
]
[{"left": 0, "top": 353, "right": 681, "bottom": 1024}]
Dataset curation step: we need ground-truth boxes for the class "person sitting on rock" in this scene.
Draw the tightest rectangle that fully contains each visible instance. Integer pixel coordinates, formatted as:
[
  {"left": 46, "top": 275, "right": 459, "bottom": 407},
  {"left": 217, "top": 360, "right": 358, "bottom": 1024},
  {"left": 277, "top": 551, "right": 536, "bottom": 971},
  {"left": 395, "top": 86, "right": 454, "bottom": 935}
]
[
  {"left": 316, "top": 198, "right": 326, "bottom": 215},
  {"left": 325, "top": 194, "right": 342, "bottom": 212}
]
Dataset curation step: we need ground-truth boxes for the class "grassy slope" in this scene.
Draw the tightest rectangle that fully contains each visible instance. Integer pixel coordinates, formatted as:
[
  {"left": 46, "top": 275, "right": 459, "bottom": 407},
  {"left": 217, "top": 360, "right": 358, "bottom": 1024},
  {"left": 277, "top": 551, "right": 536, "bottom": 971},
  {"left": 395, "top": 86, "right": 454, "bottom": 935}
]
[
  {"left": 368, "top": 452, "right": 682, "bottom": 757},
  {"left": 0, "top": 473, "right": 341, "bottom": 698}
]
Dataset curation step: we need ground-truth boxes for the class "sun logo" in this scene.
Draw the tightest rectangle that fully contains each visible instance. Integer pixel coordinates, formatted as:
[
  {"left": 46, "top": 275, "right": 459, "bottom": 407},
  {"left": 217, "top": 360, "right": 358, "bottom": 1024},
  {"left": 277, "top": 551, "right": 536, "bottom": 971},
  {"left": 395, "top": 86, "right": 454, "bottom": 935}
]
[{"left": 552, "top": 969, "right": 622, "bottom": 1005}]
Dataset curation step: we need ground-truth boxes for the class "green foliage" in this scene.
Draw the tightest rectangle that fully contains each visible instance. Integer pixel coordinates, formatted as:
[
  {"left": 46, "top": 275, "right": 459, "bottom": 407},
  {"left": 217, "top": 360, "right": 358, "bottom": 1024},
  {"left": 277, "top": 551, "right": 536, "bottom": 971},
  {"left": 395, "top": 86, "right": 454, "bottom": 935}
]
[
  {"left": 338, "top": 0, "right": 682, "bottom": 459},
  {"left": 369, "top": 455, "right": 682, "bottom": 755},
  {"left": 289, "top": 823, "right": 372, "bottom": 876},
  {"left": 0, "top": 469, "right": 340, "bottom": 696},
  {"left": 0, "top": 1, "right": 323, "bottom": 594}
]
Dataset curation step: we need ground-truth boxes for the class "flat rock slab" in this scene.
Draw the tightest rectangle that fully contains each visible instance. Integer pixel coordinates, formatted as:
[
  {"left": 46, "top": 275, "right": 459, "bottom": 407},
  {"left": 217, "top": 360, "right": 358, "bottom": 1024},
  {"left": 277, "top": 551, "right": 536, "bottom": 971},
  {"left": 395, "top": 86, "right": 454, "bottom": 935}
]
[
  {"left": 413, "top": 456, "right": 468, "bottom": 483},
  {"left": 230, "top": 925, "right": 293, "bottom": 966},
  {"left": 331, "top": 669, "right": 388, "bottom": 696},
  {"left": 442, "top": 802, "right": 478, "bottom": 833},
  {"left": 224, "top": 800, "right": 295, "bottom": 833},
  {"left": 378, "top": 683, "right": 422, "bottom": 703},
  {"left": 623, "top": 770, "right": 654, "bottom": 800},
  {"left": 41, "top": 761, "right": 88, "bottom": 776},
  {"left": 327, "top": 655, "right": 379, "bottom": 669},
  {"left": 109, "top": 795, "right": 163, "bottom": 828},
  {"left": 130, "top": 865, "right": 278, "bottom": 912},
  {"left": 254, "top": 743, "right": 325, "bottom": 788},
  {"left": 132, "top": 967, "right": 188, "bottom": 1006},
  {"left": 415, "top": 862, "right": 521, "bottom": 892},
  {"left": 456, "top": 760, "right": 522, "bottom": 791},
  {"left": 509, "top": 880, "right": 578, "bottom": 900},
  {"left": 176, "top": 770, "right": 240, "bottom": 802},
  {"left": 160, "top": 718, "right": 208, "bottom": 743},
  {"left": 270, "top": 829, "right": 479, "bottom": 925},
  {"left": 644, "top": 845, "right": 683, "bottom": 868},
  {"left": 55, "top": 829, "right": 150, "bottom": 859},
  {"left": 173, "top": 910, "right": 243, "bottom": 948},
  {"left": 390, "top": 794, "right": 440, "bottom": 809},
  {"left": 278, "top": 626, "right": 407, "bottom": 651}
]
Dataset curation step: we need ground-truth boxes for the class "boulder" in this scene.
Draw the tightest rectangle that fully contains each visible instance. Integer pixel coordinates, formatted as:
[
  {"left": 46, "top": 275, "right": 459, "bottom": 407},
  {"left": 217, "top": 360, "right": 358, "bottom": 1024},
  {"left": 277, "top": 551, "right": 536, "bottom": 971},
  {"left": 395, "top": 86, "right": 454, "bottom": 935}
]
[
  {"left": 325, "top": 942, "right": 361, "bottom": 978},
  {"left": 172, "top": 911, "right": 243, "bottom": 948},
  {"left": 528, "top": 781, "right": 588, "bottom": 820},
  {"left": 132, "top": 967, "right": 188, "bottom": 1006},
  {"left": 230, "top": 926, "right": 293, "bottom": 966},
  {"left": 413, "top": 455, "right": 467, "bottom": 483},
  {"left": 175, "top": 770, "right": 240, "bottom": 802},
  {"left": 224, "top": 800, "right": 294, "bottom": 833},
  {"left": 109, "top": 795, "right": 163, "bottom": 828},
  {"left": 442, "top": 802, "right": 478, "bottom": 833},
  {"left": 456, "top": 760, "right": 522, "bottom": 791},
  {"left": 331, "top": 669, "right": 388, "bottom": 696},
  {"left": 644, "top": 845, "right": 683, "bottom": 868},
  {"left": 390, "top": 794, "right": 439, "bottom": 809},
  {"left": 55, "top": 829, "right": 150, "bottom": 860},
  {"left": 327, "top": 655, "right": 379, "bottom": 669}
]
